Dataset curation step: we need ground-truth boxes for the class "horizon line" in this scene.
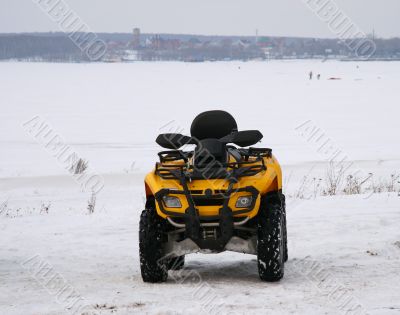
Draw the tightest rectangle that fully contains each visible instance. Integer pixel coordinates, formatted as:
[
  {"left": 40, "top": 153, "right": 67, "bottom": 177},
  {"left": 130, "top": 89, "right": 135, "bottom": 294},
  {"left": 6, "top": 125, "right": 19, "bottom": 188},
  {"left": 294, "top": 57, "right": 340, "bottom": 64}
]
[{"left": 0, "top": 31, "right": 397, "bottom": 40}]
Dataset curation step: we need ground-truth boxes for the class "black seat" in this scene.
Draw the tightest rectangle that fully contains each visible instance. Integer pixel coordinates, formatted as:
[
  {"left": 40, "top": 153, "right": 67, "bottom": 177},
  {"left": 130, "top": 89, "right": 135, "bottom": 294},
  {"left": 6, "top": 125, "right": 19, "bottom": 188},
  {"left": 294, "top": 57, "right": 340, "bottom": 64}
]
[
  {"left": 191, "top": 110, "right": 239, "bottom": 167},
  {"left": 155, "top": 111, "right": 263, "bottom": 155},
  {"left": 194, "top": 138, "right": 227, "bottom": 167}
]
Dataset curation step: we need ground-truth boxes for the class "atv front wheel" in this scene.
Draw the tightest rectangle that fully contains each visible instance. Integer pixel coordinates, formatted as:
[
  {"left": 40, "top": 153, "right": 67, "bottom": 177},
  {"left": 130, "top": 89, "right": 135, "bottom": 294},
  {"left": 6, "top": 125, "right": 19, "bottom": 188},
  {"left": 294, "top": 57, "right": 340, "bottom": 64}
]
[
  {"left": 139, "top": 205, "right": 168, "bottom": 283},
  {"left": 257, "top": 197, "right": 285, "bottom": 281}
]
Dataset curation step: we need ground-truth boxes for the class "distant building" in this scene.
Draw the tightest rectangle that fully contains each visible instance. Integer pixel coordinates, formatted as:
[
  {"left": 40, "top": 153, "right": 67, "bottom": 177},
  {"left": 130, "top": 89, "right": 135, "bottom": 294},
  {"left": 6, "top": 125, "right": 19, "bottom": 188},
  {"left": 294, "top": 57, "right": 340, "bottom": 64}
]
[
  {"left": 133, "top": 28, "right": 141, "bottom": 48},
  {"left": 257, "top": 37, "right": 270, "bottom": 48},
  {"left": 233, "top": 39, "right": 252, "bottom": 49},
  {"left": 146, "top": 35, "right": 181, "bottom": 50}
]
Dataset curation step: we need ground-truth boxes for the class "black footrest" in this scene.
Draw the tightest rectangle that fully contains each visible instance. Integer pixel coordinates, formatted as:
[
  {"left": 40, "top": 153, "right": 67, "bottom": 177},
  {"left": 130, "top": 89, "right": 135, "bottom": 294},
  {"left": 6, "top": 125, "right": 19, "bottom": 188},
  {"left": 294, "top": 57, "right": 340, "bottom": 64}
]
[
  {"left": 184, "top": 205, "right": 234, "bottom": 252},
  {"left": 219, "top": 206, "right": 234, "bottom": 244},
  {"left": 185, "top": 206, "right": 200, "bottom": 240}
]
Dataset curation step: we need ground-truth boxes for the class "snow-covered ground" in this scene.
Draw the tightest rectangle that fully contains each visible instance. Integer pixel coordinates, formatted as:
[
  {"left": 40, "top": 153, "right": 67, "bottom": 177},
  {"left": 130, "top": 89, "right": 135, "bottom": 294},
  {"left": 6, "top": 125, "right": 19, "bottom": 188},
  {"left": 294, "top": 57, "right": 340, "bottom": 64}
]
[{"left": 0, "top": 60, "right": 399, "bottom": 314}]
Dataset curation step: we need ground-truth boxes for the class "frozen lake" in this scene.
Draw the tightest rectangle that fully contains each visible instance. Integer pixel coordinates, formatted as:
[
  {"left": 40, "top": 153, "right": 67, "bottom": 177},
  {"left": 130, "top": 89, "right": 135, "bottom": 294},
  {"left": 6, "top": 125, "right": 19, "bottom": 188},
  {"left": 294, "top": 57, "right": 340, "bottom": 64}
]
[
  {"left": 0, "top": 60, "right": 399, "bottom": 315},
  {"left": 0, "top": 60, "right": 399, "bottom": 177}
]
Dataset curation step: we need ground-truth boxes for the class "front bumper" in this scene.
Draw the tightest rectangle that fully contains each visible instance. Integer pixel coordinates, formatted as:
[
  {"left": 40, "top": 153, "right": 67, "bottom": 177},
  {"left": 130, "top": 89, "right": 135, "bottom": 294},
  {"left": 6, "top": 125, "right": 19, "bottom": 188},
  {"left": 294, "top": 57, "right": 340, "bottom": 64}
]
[
  {"left": 155, "top": 186, "right": 259, "bottom": 251},
  {"left": 154, "top": 185, "right": 259, "bottom": 219}
]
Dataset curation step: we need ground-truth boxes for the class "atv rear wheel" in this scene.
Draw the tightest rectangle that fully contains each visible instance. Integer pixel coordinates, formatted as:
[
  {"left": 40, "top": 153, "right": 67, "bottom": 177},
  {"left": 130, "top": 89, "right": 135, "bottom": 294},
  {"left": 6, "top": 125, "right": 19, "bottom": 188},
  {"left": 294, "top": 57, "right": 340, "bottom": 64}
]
[
  {"left": 257, "top": 197, "right": 285, "bottom": 281},
  {"left": 282, "top": 194, "right": 288, "bottom": 262},
  {"left": 139, "top": 205, "right": 168, "bottom": 283},
  {"left": 283, "top": 213, "right": 288, "bottom": 262},
  {"left": 167, "top": 255, "right": 185, "bottom": 270}
]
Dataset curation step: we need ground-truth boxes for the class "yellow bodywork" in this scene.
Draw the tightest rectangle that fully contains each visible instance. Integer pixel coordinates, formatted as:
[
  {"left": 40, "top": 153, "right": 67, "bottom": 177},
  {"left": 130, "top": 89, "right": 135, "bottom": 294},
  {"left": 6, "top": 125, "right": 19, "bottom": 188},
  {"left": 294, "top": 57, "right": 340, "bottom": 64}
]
[{"left": 145, "top": 155, "right": 282, "bottom": 219}]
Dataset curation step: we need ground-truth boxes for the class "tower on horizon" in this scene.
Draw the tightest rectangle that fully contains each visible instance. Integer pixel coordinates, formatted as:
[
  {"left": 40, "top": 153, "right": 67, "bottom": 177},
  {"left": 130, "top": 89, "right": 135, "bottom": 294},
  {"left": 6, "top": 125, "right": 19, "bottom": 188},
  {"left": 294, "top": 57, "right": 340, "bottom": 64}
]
[
  {"left": 133, "top": 28, "right": 141, "bottom": 48},
  {"left": 255, "top": 29, "right": 259, "bottom": 44}
]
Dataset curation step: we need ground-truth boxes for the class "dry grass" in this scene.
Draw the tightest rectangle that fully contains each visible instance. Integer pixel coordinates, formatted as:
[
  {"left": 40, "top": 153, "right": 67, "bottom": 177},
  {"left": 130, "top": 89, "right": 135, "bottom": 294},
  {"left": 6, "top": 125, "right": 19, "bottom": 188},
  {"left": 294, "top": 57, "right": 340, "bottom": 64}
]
[
  {"left": 69, "top": 158, "right": 88, "bottom": 174},
  {"left": 87, "top": 191, "right": 97, "bottom": 214}
]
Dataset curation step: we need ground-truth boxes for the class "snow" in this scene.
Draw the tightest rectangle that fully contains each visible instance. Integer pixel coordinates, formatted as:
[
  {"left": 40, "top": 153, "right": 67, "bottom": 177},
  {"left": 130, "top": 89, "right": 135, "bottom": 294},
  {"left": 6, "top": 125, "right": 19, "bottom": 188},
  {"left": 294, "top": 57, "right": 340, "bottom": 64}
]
[{"left": 0, "top": 60, "right": 399, "bottom": 314}]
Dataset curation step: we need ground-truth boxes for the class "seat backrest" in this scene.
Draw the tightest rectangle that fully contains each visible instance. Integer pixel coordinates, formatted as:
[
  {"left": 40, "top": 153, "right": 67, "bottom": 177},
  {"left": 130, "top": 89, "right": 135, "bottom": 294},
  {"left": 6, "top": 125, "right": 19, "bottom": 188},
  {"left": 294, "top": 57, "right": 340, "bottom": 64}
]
[{"left": 190, "top": 110, "right": 237, "bottom": 140}]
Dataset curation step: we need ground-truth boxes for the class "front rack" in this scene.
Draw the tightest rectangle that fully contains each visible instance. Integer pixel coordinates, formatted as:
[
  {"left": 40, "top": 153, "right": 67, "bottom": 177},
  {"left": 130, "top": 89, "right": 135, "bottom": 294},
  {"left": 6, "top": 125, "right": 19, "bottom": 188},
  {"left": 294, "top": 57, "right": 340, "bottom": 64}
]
[
  {"left": 155, "top": 147, "right": 272, "bottom": 180},
  {"left": 158, "top": 150, "right": 193, "bottom": 163},
  {"left": 241, "top": 147, "right": 272, "bottom": 160}
]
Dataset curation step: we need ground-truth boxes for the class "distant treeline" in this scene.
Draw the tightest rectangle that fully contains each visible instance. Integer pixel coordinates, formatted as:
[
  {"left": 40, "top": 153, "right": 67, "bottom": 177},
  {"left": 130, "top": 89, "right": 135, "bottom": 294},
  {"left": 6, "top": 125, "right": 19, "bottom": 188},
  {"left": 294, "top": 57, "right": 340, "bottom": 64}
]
[
  {"left": 1, "top": 32, "right": 400, "bottom": 62},
  {"left": 0, "top": 33, "right": 87, "bottom": 61}
]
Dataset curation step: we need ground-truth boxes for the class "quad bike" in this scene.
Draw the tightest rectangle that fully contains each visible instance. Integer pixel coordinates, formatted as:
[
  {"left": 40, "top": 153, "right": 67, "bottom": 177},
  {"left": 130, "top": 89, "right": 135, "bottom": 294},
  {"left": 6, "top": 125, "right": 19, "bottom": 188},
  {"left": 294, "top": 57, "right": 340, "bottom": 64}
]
[{"left": 139, "top": 110, "right": 287, "bottom": 282}]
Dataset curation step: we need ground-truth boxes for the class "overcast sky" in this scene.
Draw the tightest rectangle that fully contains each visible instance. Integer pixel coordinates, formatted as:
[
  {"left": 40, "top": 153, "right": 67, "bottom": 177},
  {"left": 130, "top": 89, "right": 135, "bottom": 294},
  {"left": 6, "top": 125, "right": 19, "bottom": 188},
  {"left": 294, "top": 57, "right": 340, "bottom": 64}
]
[{"left": 0, "top": 0, "right": 399, "bottom": 38}]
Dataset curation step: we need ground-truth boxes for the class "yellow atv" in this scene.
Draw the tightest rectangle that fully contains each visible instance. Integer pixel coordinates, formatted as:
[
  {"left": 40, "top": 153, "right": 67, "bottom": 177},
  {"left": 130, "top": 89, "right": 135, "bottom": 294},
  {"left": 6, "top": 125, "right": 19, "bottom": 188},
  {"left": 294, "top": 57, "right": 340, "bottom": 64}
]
[{"left": 139, "top": 110, "right": 287, "bottom": 282}]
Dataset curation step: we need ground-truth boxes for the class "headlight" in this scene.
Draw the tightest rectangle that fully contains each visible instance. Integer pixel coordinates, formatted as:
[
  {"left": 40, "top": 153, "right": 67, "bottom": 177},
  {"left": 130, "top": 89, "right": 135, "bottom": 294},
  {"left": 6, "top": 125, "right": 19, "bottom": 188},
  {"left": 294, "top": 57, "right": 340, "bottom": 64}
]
[
  {"left": 235, "top": 196, "right": 253, "bottom": 208},
  {"left": 163, "top": 196, "right": 182, "bottom": 208}
]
